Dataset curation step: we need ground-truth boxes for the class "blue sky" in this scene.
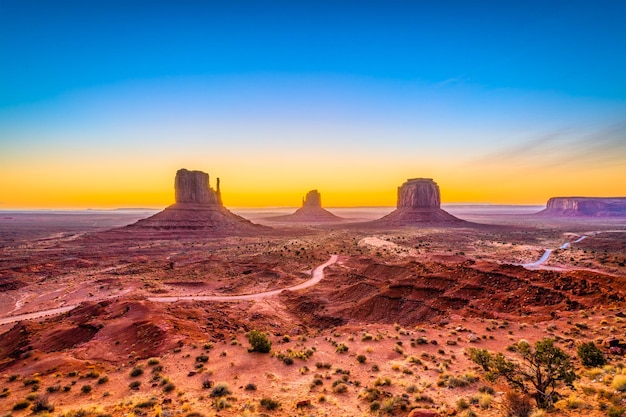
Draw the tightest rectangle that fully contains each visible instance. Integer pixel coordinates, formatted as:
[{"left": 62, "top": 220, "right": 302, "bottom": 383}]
[{"left": 1, "top": 1, "right": 625, "bottom": 207}]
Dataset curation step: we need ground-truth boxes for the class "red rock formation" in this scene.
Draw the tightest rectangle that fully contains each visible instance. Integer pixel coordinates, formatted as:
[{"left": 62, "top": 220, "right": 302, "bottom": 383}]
[
  {"left": 538, "top": 197, "right": 626, "bottom": 217},
  {"left": 128, "top": 169, "right": 267, "bottom": 234},
  {"left": 367, "top": 178, "right": 464, "bottom": 226},
  {"left": 268, "top": 189, "right": 343, "bottom": 223}
]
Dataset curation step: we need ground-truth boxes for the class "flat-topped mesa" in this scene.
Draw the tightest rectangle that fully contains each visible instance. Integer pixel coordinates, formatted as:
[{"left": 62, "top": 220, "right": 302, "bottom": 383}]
[
  {"left": 302, "top": 190, "right": 322, "bottom": 208},
  {"left": 175, "top": 169, "right": 221, "bottom": 205},
  {"left": 538, "top": 197, "right": 626, "bottom": 217},
  {"left": 397, "top": 178, "right": 440, "bottom": 209}
]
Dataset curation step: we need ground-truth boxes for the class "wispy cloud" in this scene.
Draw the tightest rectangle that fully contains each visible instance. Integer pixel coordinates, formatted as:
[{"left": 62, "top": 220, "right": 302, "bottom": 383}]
[{"left": 474, "top": 121, "right": 626, "bottom": 169}]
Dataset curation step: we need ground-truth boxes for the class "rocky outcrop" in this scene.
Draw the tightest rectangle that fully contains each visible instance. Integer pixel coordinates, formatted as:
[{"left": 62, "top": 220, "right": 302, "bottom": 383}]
[
  {"left": 268, "top": 190, "right": 343, "bottom": 223},
  {"left": 397, "top": 178, "right": 440, "bottom": 208},
  {"left": 365, "top": 178, "right": 464, "bottom": 227},
  {"left": 128, "top": 169, "right": 268, "bottom": 235},
  {"left": 174, "top": 169, "right": 221, "bottom": 205},
  {"left": 538, "top": 197, "right": 626, "bottom": 217}
]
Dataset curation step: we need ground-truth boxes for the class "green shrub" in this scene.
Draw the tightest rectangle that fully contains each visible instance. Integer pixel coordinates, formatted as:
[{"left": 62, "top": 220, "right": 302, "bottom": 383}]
[
  {"left": 247, "top": 330, "right": 272, "bottom": 353},
  {"left": 577, "top": 342, "right": 606, "bottom": 367}
]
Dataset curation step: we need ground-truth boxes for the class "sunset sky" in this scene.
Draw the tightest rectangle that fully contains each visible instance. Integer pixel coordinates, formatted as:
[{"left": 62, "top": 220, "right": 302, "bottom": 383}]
[{"left": 1, "top": 1, "right": 625, "bottom": 209}]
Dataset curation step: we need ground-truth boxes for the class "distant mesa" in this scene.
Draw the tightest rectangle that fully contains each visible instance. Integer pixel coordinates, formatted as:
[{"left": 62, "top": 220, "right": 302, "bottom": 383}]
[
  {"left": 366, "top": 178, "right": 465, "bottom": 226},
  {"left": 267, "top": 190, "right": 343, "bottom": 223},
  {"left": 128, "top": 169, "right": 268, "bottom": 234},
  {"left": 538, "top": 197, "right": 626, "bottom": 217}
]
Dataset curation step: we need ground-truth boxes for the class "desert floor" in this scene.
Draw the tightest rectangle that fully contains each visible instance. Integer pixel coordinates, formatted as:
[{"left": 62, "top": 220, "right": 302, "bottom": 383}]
[{"left": 1, "top": 207, "right": 626, "bottom": 417}]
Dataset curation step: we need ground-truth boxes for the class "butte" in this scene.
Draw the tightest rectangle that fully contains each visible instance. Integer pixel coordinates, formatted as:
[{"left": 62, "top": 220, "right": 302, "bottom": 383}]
[
  {"left": 364, "top": 178, "right": 465, "bottom": 227},
  {"left": 267, "top": 190, "right": 343, "bottom": 223},
  {"left": 127, "top": 169, "right": 269, "bottom": 235}
]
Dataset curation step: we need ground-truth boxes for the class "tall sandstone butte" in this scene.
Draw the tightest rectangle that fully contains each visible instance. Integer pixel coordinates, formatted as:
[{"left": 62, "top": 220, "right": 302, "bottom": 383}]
[
  {"left": 174, "top": 169, "right": 221, "bottom": 205},
  {"left": 268, "top": 189, "right": 343, "bottom": 222},
  {"left": 129, "top": 168, "right": 266, "bottom": 234},
  {"left": 368, "top": 178, "right": 464, "bottom": 226}
]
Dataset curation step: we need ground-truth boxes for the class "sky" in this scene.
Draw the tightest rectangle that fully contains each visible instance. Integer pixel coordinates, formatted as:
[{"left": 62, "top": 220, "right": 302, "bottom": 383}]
[{"left": 1, "top": 0, "right": 625, "bottom": 209}]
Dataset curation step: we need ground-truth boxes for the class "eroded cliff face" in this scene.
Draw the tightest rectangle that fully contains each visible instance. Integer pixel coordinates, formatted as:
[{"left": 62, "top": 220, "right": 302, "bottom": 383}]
[
  {"left": 397, "top": 178, "right": 440, "bottom": 209},
  {"left": 541, "top": 197, "right": 626, "bottom": 217},
  {"left": 268, "top": 189, "right": 342, "bottom": 222},
  {"left": 174, "top": 169, "right": 221, "bottom": 205}
]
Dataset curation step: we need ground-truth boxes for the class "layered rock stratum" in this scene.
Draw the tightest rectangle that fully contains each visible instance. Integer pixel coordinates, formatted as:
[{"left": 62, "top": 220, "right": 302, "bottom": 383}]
[
  {"left": 367, "top": 178, "right": 464, "bottom": 226},
  {"left": 129, "top": 169, "right": 267, "bottom": 234},
  {"left": 538, "top": 197, "right": 626, "bottom": 217},
  {"left": 268, "top": 190, "right": 343, "bottom": 223}
]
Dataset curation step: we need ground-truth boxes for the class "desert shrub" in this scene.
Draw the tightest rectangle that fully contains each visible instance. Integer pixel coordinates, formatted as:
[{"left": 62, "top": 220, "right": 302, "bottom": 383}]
[
  {"left": 502, "top": 391, "right": 533, "bottom": 417},
  {"left": 577, "top": 342, "right": 606, "bottom": 367},
  {"left": 196, "top": 354, "right": 209, "bottom": 363},
  {"left": 202, "top": 379, "right": 214, "bottom": 389},
  {"left": 97, "top": 376, "right": 109, "bottom": 384},
  {"left": 147, "top": 358, "right": 160, "bottom": 365},
  {"left": 85, "top": 370, "right": 99, "bottom": 379},
  {"left": 247, "top": 330, "right": 272, "bottom": 353},
  {"left": 283, "top": 357, "right": 294, "bottom": 365},
  {"left": 128, "top": 381, "right": 141, "bottom": 390},
  {"left": 31, "top": 395, "right": 54, "bottom": 413},
  {"left": 607, "top": 405, "right": 626, "bottom": 417},
  {"left": 130, "top": 366, "right": 144, "bottom": 377},
  {"left": 332, "top": 382, "right": 348, "bottom": 393},
  {"left": 80, "top": 384, "right": 92, "bottom": 394},
  {"left": 611, "top": 374, "right": 626, "bottom": 391},
  {"left": 260, "top": 397, "right": 280, "bottom": 410},
  {"left": 335, "top": 343, "right": 349, "bottom": 353},
  {"left": 244, "top": 383, "right": 257, "bottom": 391},
  {"left": 457, "top": 397, "right": 470, "bottom": 410},
  {"left": 23, "top": 377, "right": 40, "bottom": 386},
  {"left": 210, "top": 382, "right": 231, "bottom": 398},
  {"left": 13, "top": 399, "right": 31, "bottom": 410},
  {"left": 0, "top": 388, "right": 10, "bottom": 398},
  {"left": 362, "top": 333, "right": 374, "bottom": 341},
  {"left": 46, "top": 385, "right": 61, "bottom": 393},
  {"left": 214, "top": 398, "right": 231, "bottom": 409},
  {"left": 315, "top": 362, "right": 332, "bottom": 369},
  {"left": 135, "top": 399, "right": 157, "bottom": 408},
  {"left": 163, "top": 382, "right": 176, "bottom": 393},
  {"left": 479, "top": 385, "right": 495, "bottom": 394},
  {"left": 370, "top": 401, "right": 381, "bottom": 411},
  {"left": 356, "top": 354, "right": 367, "bottom": 363},
  {"left": 478, "top": 393, "right": 492, "bottom": 409}
]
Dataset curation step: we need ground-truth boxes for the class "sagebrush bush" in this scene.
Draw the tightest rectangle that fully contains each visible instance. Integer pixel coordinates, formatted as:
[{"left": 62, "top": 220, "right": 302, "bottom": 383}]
[{"left": 247, "top": 330, "right": 272, "bottom": 353}]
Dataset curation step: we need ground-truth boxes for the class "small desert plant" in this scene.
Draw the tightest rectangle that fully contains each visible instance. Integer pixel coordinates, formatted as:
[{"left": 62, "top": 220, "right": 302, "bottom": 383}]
[
  {"left": 13, "top": 399, "right": 31, "bottom": 410},
  {"left": 80, "top": 384, "right": 92, "bottom": 394},
  {"left": 163, "top": 382, "right": 176, "bottom": 393},
  {"left": 147, "top": 357, "right": 160, "bottom": 365},
  {"left": 502, "top": 391, "right": 533, "bottom": 417},
  {"left": 356, "top": 354, "right": 367, "bottom": 363},
  {"left": 97, "top": 376, "right": 109, "bottom": 384},
  {"left": 335, "top": 343, "right": 349, "bottom": 353},
  {"left": 611, "top": 374, "right": 626, "bottom": 391},
  {"left": 260, "top": 397, "right": 280, "bottom": 410},
  {"left": 31, "top": 395, "right": 55, "bottom": 413},
  {"left": 332, "top": 382, "right": 348, "bottom": 393},
  {"left": 247, "top": 330, "right": 272, "bottom": 353},
  {"left": 210, "top": 382, "right": 231, "bottom": 398},
  {"left": 577, "top": 342, "right": 606, "bottom": 367},
  {"left": 196, "top": 354, "right": 209, "bottom": 363},
  {"left": 130, "top": 366, "right": 144, "bottom": 377},
  {"left": 128, "top": 381, "right": 141, "bottom": 390},
  {"left": 244, "top": 383, "right": 257, "bottom": 391}
]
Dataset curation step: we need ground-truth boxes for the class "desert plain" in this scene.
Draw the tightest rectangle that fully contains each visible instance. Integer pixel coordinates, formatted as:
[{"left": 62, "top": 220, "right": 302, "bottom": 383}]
[{"left": 1, "top": 196, "right": 626, "bottom": 417}]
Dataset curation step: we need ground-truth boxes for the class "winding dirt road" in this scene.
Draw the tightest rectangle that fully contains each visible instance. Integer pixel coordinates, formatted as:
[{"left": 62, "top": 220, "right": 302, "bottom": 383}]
[
  {"left": 0, "top": 255, "right": 339, "bottom": 325},
  {"left": 148, "top": 254, "right": 339, "bottom": 302}
]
